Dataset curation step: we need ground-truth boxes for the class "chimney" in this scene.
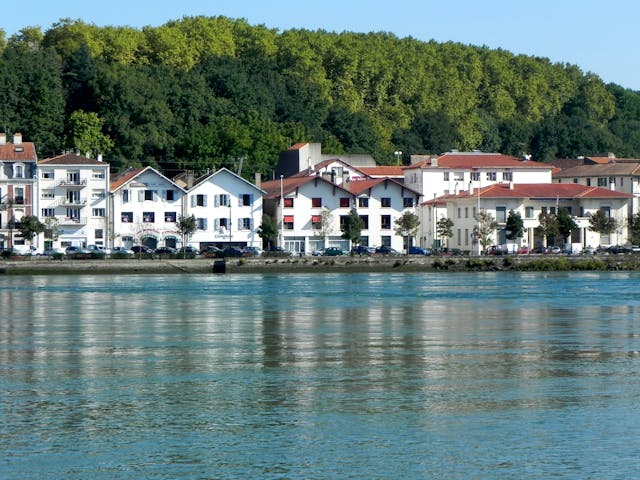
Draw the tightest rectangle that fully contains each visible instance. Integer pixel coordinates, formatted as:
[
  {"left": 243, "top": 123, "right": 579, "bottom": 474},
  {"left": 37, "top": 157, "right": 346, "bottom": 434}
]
[
  {"left": 431, "top": 156, "right": 438, "bottom": 167},
  {"left": 254, "top": 172, "right": 261, "bottom": 188},
  {"left": 97, "top": 153, "right": 103, "bottom": 162},
  {"left": 0, "top": 133, "right": 5, "bottom": 145},
  {"left": 13, "top": 132, "right": 22, "bottom": 145},
  {"left": 509, "top": 182, "right": 514, "bottom": 190}
]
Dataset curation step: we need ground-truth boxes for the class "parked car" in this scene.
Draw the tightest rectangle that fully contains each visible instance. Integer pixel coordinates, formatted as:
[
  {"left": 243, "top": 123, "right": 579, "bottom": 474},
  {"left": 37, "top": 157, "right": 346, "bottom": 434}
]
[
  {"left": 583, "top": 245, "right": 596, "bottom": 255},
  {"left": 311, "top": 248, "right": 325, "bottom": 256},
  {"left": 176, "top": 246, "right": 199, "bottom": 255},
  {"left": 375, "top": 246, "right": 399, "bottom": 255},
  {"left": 517, "top": 246, "right": 530, "bottom": 254},
  {"left": 154, "top": 246, "right": 177, "bottom": 255},
  {"left": 87, "top": 245, "right": 111, "bottom": 255},
  {"left": 351, "top": 245, "right": 374, "bottom": 255},
  {"left": 111, "top": 246, "right": 134, "bottom": 256},
  {"left": 242, "top": 246, "right": 262, "bottom": 256},
  {"left": 131, "top": 245, "right": 154, "bottom": 254},
  {"left": 65, "top": 245, "right": 90, "bottom": 255},
  {"left": 11, "top": 245, "right": 37, "bottom": 255},
  {"left": 323, "top": 247, "right": 346, "bottom": 256},
  {"left": 546, "top": 246, "right": 562, "bottom": 254},
  {"left": 408, "top": 246, "right": 433, "bottom": 255},
  {"left": 42, "top": 247, "right": 65, "bottom": 256},
  {"left": 220, "top": 246, "right": 244, "bottom": 257}
]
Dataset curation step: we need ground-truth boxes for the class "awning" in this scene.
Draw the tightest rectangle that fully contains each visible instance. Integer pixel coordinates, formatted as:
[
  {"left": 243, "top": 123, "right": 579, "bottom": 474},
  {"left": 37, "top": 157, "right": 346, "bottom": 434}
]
[
  {"left": 283, "top": 215, "right": 294, "bottom": 222},
  {"left": 311, "top": 215, "right": 322, "bottom": 222}
]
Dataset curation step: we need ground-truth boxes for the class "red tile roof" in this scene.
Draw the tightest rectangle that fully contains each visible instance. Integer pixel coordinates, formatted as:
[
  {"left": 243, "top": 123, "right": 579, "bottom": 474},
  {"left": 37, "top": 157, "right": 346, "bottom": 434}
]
[
  {"left": 359, "top": 166, "right": 404, "bottom": 177},
  {"left": 262, "top": 175, "right": 353, "bottom": 199},
  {"left": 0, "top": 141, "right": 37, "bottom": 162},
  {"left": 440, "top": 182, "right": 633, "bottom": 200},
  {"left": 345, "top": 177, "right": 420, "bottom": 196},
  {"left": 110, "top": 167, "right": 148, "bottom": 191},
  {"left": 407, "top": 152, "right": 549, "bottom": 170},
  {"left": 39, "top": 153, "right": 107, "bottom": 165}
]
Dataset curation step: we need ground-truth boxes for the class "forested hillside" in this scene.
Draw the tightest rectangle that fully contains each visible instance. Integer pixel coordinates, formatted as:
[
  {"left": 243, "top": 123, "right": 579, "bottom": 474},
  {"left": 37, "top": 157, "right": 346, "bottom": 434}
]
[{"left": 1, "top": 16, "right": 640, "bottom": 180}]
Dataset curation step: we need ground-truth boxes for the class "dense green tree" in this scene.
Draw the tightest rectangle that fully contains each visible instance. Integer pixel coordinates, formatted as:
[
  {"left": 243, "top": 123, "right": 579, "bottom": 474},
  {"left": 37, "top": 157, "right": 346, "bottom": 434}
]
[
  {"left": 588, "top": 209, "right": 618, "bottom": 238},
  {"left": 258, "top": 214, "right": 278, "bottom": 249},
  {"left": 17, "top": 215, "right": 46, "bottom": 243},
  {"left": 505, "top": 209, "right": 524, "bottom": 241},
  {"left": 66, "top": 110, "right": 114, "bottom": 155},
  {"left": 556, "top": 208, "right": 579, "bottom": 245},
  {"left": 436, "top": 216, "right": 455, "bottom": 251},
  {"left": 628, "top": 212, "right": 640, "bottom": 246},
  {"left": 341, "top": 208, "right": 364, "bottom": 246},
  {"left": 474, "top": 210, "right": 498, "bottom": 252},
  {"left": 394, "top": 211, "right": 420, "bottom": 253},
  {"left": 537, "top": 211, "right": 559, "bottom": 247}
]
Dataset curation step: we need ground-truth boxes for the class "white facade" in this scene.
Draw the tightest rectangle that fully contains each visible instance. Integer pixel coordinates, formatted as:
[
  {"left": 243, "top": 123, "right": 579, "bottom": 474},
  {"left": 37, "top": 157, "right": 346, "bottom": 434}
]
[
  {"left": 37, "top": 154, "right": 110, "bottom": 250},
  {"left": 186, "top": 168, "right": 264, "bottom": 249},
  {"left": 438, "top": 183, "right": 633, "bottom": 253},
  {"left": 110, "top": 167, "right": 186, "bottom": 249},
  {"left": 262, "top": 176, "right": 422, "bottom": 254}
]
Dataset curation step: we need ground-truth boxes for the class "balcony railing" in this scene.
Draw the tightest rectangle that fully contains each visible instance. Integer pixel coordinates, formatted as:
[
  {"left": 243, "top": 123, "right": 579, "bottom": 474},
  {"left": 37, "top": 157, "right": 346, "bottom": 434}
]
[
  {"left": 57, "top": 179, "right": 87, "bottom": 188},
  {"left": 57, "top": 216, "right": 87, "bottom": 226},
  {"left": 56, "top": 198, "right": 87, "bottom": 207}
]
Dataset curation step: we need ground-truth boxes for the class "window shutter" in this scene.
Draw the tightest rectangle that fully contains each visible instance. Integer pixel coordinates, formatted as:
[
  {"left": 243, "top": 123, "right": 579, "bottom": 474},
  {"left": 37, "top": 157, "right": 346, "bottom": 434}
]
[
  {"left": 191, "top": 196, "right": 196, "bottom": 207},
  {"left": 238, "top": 218, "right": 242, "bottom": 229},
  {"left": 214, "top": 218, "right": 220, "bottom": 230},
  {"left": 203, "top": 195, "right": 208, "bottom": 207},
  {"left": 203, "top": 219, "right": 208, "bottom": 230},
  {"left": 138, "top": 190, "right": 144, "bottom": 202},
  {"left": 238, "top": 196, "right": 243, "bottom": 207},
  {"left": 214, "top": 195, "right": 219, "bottom": 207}
]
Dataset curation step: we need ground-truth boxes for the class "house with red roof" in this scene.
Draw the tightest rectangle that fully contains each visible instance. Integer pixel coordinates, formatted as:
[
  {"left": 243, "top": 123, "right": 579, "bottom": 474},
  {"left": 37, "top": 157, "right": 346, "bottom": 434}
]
[
  {"left": 110, "top": 166, "right": 187, "bottom": 250},
  {"left": 425, "top": 182, "right": 633, "bottom": 253},
  {"left": 37, "top": 153, "right": 110, "bottom": 251},
  {"left": 0, "top": 133, "right": 38, "bottom": 251},
  {"left": 261, "top": 174, "right": 421, "bottom": 253}
]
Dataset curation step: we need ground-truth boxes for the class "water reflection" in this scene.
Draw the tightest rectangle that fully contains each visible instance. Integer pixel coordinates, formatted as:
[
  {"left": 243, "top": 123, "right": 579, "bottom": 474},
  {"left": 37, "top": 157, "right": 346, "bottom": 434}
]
[{"left": 2, "top": 272, "right": 640, "bottom": 479}]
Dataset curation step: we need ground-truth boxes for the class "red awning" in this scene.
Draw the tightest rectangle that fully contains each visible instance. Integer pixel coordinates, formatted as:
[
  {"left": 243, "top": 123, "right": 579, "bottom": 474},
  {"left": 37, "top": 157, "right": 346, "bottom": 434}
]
[
  {"left": 283, "top": 215, "right": 294, "bottom": 222},
  {"left": 311, "top": 215, "right": 322, "bottom": 222}
]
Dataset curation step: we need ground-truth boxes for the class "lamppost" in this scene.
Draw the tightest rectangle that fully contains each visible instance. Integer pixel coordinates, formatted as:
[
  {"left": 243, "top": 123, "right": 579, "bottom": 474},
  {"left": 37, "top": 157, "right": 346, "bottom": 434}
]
[
  {"left": 279, "top": 175, "right": 284, "bottom": 249},
  {"left": 228, "top": 204, "right": 232, "bottom": 245},
  {"left": 394, "top": 150, "right": 403, "bottom": 166}
]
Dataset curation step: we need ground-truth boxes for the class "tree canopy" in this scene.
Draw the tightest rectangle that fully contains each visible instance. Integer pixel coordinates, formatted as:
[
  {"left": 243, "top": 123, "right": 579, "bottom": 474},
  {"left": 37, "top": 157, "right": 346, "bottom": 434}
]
[{"left": 1, "top": 17, "right": 640, "bottom": 181}]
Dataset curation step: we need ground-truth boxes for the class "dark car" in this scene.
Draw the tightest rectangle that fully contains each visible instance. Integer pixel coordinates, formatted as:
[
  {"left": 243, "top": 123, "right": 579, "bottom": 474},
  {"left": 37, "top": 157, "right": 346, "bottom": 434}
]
[
  {"left": 200, "top": 246, "right": 223, "bottom": 257},
  {"left": 323, "top": 247, "right": 345, "bottom": 256},
  {"left": 177, "top": 246, "right": 199, "bottom": 254},
  {"left": 220, "top": 247, "right": 244, "bottom": 257},
  {"left": 408, "top": 246, "right": 432, "bottom": 255},
  {"left": 154, "top": 246, "right": 177, "bottom": 255},
  {"left": 375, "top": 246, "right": 399, "bottom": 255},
  {"left": 131, "top": 245, "right": 154, "bottom": 254},
  {"left": 351, "top": 245, "right": 373, "bottom": 256}
]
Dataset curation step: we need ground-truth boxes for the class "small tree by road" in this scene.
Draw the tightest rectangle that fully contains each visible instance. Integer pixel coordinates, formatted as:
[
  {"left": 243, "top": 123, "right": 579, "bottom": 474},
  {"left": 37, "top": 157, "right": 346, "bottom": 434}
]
[
  {"left": 176, "top": 214, "right": 197, "bottom": 257},
  {"left": 436, "top": 216, "right": 454, "bottom": 252},
  {"left": 588, "top": 209, "right": 618, "bottom": 244},
  {"left": 557, "top": 208, "right": 578, "bottom": 246},
  {"left": 17, "top": 215, "right": 45, "bottom": 245},
  {"left": 505, "top": 209, "right": 524, "bottom": 242},
  {"left": 258, "top": 214, "right": 278, "bottom": 250},
  {"left": 474, "top": 210, "right": 498, "bottom": 252},
  {"left": 342, "top": 208, "right": 364, "bottom": 248},
  {"left": 394, "top": 211, "right": 420, "bottom": 253},
  {"left": 537, "top": 211, "right": 559, "bottom": 248}
]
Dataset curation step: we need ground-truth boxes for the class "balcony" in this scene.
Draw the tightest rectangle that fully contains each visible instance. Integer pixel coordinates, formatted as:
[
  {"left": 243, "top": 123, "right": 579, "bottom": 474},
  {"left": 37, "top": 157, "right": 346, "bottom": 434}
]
[
  {"left": 58, "top": 179, "right": 87, "bottom": 189},
  {"left": 57, "top": 216, "right": 87, "bottom": 226},
  {"left": 57, "top": 197, "right": 87, "bottom": 207}
]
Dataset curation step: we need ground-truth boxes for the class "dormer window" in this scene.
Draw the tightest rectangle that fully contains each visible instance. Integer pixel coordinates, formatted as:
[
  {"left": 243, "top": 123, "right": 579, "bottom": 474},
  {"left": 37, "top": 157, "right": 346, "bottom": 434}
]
[{"left": 13, "top": 163, "right": 25, "bottom": 179}]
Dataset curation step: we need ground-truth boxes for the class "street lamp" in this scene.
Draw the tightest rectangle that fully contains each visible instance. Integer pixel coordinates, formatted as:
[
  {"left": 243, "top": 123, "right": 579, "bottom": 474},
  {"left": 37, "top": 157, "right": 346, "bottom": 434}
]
[
  {"left": 394, "top": 150, "right": 403, "bottom": 166},
  {"left": 228, "top": 204, "right": 232, "bottom": 245}
]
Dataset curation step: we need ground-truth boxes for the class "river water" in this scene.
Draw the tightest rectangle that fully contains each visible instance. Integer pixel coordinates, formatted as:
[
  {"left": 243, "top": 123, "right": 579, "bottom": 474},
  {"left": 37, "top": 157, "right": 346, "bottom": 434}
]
[{"left": 1, "top": 271, "right": 640, "bottom": 479}]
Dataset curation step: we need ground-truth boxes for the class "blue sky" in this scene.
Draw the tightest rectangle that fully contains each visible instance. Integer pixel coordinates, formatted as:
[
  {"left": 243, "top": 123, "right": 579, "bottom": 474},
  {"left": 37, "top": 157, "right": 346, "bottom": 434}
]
[{"left": 4, "top": 0, "right": 639, "bottom": 90}]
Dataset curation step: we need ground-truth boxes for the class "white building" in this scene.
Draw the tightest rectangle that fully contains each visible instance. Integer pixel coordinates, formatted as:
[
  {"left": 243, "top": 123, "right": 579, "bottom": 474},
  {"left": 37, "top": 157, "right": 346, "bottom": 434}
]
[
  {"left": 110, "top": 167, "right": 187, "bottom": 250},
  {"left": 37, "top": 153, "right": 110, "bottom": 250},
  {"left": 183, "top": 168, "right": 264, "bottom": 250},
  {"left": 407, "top": 151, "right": 554, "bottom": 249},
  {"left": 261, "top": 174, "right": 422, "bottom": 254},
  {"left": 435, "top": 182, "right": 633, "bottom": 253}
]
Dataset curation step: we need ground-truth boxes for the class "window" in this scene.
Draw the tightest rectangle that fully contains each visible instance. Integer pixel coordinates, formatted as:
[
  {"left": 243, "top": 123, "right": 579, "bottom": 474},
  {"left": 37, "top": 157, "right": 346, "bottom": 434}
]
[
  {"left": 496, "top": 206, "right": 506, "bottom": 223},
  {"left": 454, "top": 172, "right": 464, "bottom": 181},
  {"left": 360, "top": 215, "right": 369, "bottom": 229},
  {"left": 240, "top": 218, "right": 252, "bottom": 230},
  {"left": 525, "top": 206, "right": 534, "bottom": 219},
  {"left": 358, "top": 197, "right": 369, "bottom": 208},
  {"left": 381, "top": 197, "right": 391, "bottom": 208},
  {"left": 164, "top": 212, "right": 177, "bottom": 223},
  {"left": 66, "top": 208, "right": 80, "bottom": 220},
  {"left": 41, "top": 171, "right": 54, "bottom": 179},
  {"left": 380, "top": 235, "right": 391, "bottom": 247},
  {"left": 41, "top": 190, "right": 54, "bottom": 199},
  {"left": 312, "top": 197, "right": 322, "bottom": 208},
  {"left": 470, "top": 172, "right": 480, "bottom": 181},
  {"left": 465, "top": 228, "right": 469, "bottom": 246},
  {"left": 122, "top": 236, "right": 134, "bottom": 244},
  {"left": 14, "top": 164, "right": 25, "bottom": 178},
  {"left": 573, "top": 178, "right": 578, "bottom": 184},
  {"left": 403, "top": 197, "right": 414, "bottom": 208},
  {"left": 92, "top": 171, "right": 105, "bottom": 179},
  {"left": 486, "top": 172, "right": 497, "bottom": 181},
  {"left": 284, "top": 197, "right": 294, "bottom": 208},
  {"left": 143, "top": 212, "right": 155, "bottom": 223},
  {"left": 165, "top": 190, "right": 175, "bottom": 201},
  {"left": 123, "top": 190, "right": 129, "bottom": 203},
  {"left": 601, "top": 206, "right": 611, "bottom": 218},
  {"left": 197, "top": 218, "right": 207, "bottom": 230},
  {"left": 41, "top": 208, "right": 55, "bottom": 217},
  {"left": 92, "top": 190, "right": 106, "bottom": 200},
  {"left": 121, "top": 212, "right": 133, "bottom": 223},
  {"left": 241, "top": 194, "right": 253, "bottom": 206},
  {"left": 339, "top": 215, "right": 348, "bottom": 231},
  {"left": 465, "top": 207, "right": 469, "bottom": 218},
  {"left": 144, "top": 190, "right": 155, "bottom": 201},
  {"left": 443, "top": 172, "right": 450, "bottom": 181},
  {"left": 550, "top": 206, "right": 556, "bottom": 215},
  {"left": 311, "top": 215, "right": 322, "bottom": 229},
  {"left": 216, "top": 194, "right": 230, "bottom": 206},
  {"left": 217, "top": 218, "right": 229, "bottom": 230},
  {"left": 192, "top": 194, "right": 207, "bottom": 207},
  {"left": 597, "top": 177, "right": 608, "bottom": 187},
  {"left": 457, "top": 208, "right": 461, "bottom": 218},
  {"left": 339, "top": 197, "right": 350, "bottom": 208},
  {"left": 502, "top": 171, "right": 513, "bottom": 181},
  {"left": 95, "top": 229, "right": 104, "bottom": 239},
  {"left": 586, "top": 178, "right": 592, "bottom": 186},
  {"left": 283, "top": 215, "right": 294, "bottom": 229},
  {"left": 381, "top": 215, "right": 391, "bottom": 229},
  {"left": 92, "top": 208, "right": 105, "bottom": 217},
  {"left": 14, "top": 187, "right": 24, "bottom": 204}
]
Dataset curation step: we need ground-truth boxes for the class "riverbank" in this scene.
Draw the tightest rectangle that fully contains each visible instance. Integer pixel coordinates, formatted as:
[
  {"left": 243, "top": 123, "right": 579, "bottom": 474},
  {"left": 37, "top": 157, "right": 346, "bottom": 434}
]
[{"left": 3, "top": 254, "right": 640, "bottom": 275}]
